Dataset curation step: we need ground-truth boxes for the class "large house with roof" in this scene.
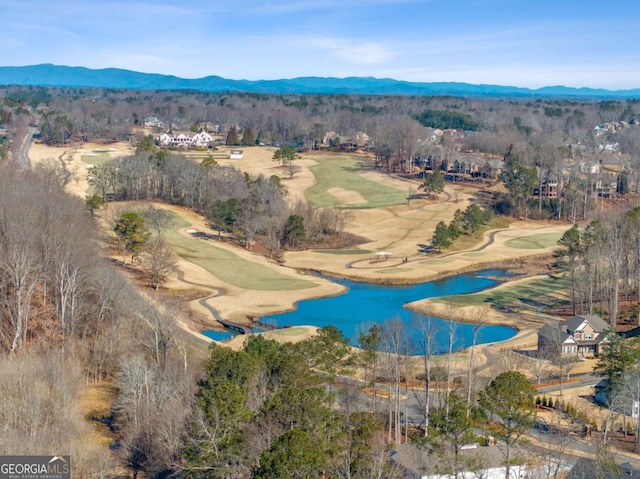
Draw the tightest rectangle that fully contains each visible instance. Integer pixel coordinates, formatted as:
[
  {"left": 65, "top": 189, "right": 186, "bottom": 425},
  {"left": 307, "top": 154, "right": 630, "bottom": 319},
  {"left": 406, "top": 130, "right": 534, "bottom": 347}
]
[
  {"left": 537, "top": 314, "right": 610, "bottom": 357},
  {"left": 156, "top": 131, "right": 214, "bottom": 148}
]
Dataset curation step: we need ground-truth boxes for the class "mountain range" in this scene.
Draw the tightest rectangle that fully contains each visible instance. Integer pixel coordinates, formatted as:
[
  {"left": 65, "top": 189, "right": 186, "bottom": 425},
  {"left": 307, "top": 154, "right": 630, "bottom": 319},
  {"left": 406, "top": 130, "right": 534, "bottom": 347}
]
[{"left": 1, "top": 64, "right": 639, "bottom": 99}]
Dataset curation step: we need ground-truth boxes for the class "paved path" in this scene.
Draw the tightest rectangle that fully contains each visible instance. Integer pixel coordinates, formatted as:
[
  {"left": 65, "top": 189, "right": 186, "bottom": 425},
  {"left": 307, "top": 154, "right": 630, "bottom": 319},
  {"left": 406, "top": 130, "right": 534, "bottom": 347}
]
[
  {"left": 174, "top": 268, "right": 253, "bottom": 334},
  {"left": 13, "top": 126, "right": 38, "bottom": 170}
]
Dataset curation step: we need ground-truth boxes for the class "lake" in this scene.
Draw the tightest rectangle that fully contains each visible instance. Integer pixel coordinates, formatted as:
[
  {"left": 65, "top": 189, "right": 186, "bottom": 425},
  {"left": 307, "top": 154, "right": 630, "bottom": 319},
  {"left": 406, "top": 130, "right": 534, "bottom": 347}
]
[{"left": 203, "top": 269, "right": 517, "bottom": 353}]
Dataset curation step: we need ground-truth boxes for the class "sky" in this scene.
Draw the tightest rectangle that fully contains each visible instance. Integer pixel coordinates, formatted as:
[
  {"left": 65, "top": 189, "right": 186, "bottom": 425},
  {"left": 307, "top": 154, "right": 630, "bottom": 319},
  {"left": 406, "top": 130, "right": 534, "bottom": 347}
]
[{"left": 1, "top": 0, "right": 639, "bottom": 90}]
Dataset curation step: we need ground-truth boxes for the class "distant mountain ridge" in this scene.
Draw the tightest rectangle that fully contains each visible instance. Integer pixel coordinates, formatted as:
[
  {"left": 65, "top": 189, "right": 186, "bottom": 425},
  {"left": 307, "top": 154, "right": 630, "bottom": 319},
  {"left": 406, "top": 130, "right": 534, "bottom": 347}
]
[{"left": 1, "top": 64, "right": 639, "bottom": 99}]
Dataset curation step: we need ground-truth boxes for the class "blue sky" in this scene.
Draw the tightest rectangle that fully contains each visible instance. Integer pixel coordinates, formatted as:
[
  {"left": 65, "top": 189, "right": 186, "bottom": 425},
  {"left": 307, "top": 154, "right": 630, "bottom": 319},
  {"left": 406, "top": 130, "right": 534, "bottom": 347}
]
[{"left": 1, "top": 0, "right": 639, "bottom": 89}]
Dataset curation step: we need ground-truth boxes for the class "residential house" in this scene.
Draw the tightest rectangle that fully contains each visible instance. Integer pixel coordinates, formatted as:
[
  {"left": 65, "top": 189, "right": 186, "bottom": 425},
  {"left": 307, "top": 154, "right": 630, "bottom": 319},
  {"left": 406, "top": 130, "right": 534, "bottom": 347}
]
[
  {"left": 566, "top": 457, "right": 636, "bottom": 478},
  {"left": 172, "top": 133, "right": 192, "bottom": 148},
  {"left": 321, "top": 131, "right": 369, "bottom": 149},
  {"left": 537, "top": 314, "right": 610, "bottom": 357},
  {"left": 156, "top": 131, "right": 214, "bottom": 148},
  {"left": 532, "top": 179, "right": 559, "bottom": 198},
  {"left": 157, "top": 132, "right": 172, "bottom": 146},
  {"left": 485, "top": 159, "right": 505, "bottom": 179},
  {"left": 599, "top": 153, "right": 629, "bottom": 173},
  {"left": 322, "top": 131, "right": 337, "bottom": 145},
  {"left": 390, "top": 442, "right": 548, "bottom": 479},
  {"left": 594, "top": 178, "right": 617, "bottom": 198},
  {"left": 354, "top": 131, "right": 370, "bottom": 149},
  {"left": 143, "top": 116, "right": 164, "bottom": 128},
  {"left": 192, "top": 131, "right": 214, "bottom": 147},
  {"left": 578, "top": 160, "right": 601, "bottom": 175}
]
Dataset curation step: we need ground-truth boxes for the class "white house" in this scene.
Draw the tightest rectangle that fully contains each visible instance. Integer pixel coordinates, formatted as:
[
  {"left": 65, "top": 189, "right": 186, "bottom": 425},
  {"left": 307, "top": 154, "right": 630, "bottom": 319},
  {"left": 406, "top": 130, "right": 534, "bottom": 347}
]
[
  {"left": 192, "top": 131, "right": 214, "bottom": 147},
  {"left": 157, "top": 133, "right": 172, "bottom": 146},
  {"left": 156, "top": 131, "right": 214, "bottom": 148}
]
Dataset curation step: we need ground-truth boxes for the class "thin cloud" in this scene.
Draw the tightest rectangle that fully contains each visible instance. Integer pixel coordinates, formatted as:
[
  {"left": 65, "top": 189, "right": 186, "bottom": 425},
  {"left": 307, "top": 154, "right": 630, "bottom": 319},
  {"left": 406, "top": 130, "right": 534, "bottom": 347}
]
[{"left": 309, "top": 37, "right": 395, "bottom": 65}]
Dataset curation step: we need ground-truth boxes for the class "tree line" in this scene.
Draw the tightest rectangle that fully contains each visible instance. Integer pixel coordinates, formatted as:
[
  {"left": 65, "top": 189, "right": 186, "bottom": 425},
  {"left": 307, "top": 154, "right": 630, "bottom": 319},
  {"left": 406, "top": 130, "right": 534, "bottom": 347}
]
[
  {"left": 556, "top": 206, "right": 640, "bottom": 325},
  {"left": 3, "top": 85, "right": 640, "bottom": 182},
  {"left": 89, "top": 150, "right": 353, "bottom": 255}
]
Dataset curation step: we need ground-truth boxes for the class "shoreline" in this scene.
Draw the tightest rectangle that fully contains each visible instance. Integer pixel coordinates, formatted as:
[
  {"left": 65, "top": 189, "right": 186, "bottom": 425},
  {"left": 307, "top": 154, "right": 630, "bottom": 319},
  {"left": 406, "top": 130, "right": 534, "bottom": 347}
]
[{"left": 26, "top": 141, "right": 562, "bottom": 353}]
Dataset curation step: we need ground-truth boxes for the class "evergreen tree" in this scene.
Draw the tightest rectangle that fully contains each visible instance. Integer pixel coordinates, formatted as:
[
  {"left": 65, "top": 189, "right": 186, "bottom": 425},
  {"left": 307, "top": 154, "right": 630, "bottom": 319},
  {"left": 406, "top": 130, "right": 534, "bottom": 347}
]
[
  {"left": 557, "top": 224, "right": 582, "bottom": 314},
  {"left": 254, "top": 429, "right": 326, "bottom": 479},
  {"left": 283, "top": 214, "right": 306, "bottom": 248},
  {"left": 431, "top": 221, "right": 452, "bottom": 252},
  {"left": 241, "top": 126, "right": 255, "bottom": 146},
  {"left": 226, "top": 125, "right": 240, "bottom": 146},
  {"left": 113, "top": 212, "right": 150, "bottom": 266},
  {"left": 207, "top": 198, "right": 239, "bottom": 240},
  {"left": 462, "top": 204, "right": 491, "bottom": 235},
  {"left": 272, "top": 145, "right": 300, "bottom": 167},
  {"left": 422, "top": 170, "right": 445, "bottom": 197},
  {"left": 478, "top": 371, "right": 535, "bottom": 478},
  {"left": 595, "top": 333, "right": 640, "bottom": 401}
]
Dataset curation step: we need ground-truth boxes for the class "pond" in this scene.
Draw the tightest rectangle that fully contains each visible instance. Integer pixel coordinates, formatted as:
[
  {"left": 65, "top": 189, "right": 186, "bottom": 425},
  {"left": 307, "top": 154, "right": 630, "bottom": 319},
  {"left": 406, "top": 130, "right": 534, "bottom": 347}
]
[{"left": 204, "top": 269, "right": 517, "bottom": 353}]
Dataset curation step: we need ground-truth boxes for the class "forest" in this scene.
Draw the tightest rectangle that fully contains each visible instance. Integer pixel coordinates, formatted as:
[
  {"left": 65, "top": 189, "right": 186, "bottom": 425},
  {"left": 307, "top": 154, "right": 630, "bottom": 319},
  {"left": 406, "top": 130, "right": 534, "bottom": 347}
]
[{"left": 1, "top": 86, "right": 640, "bottom": 477}]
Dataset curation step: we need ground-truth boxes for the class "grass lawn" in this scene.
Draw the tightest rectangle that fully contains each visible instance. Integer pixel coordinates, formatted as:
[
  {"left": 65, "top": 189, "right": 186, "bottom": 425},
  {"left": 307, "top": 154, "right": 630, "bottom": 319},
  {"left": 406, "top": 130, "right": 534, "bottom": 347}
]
[
  {"left": 268, "top": 326, "right": 311, "bottom": 337},
  {"left": 431, "top": 275, "right": 570, "bottom": 310},
  {"left": 305, "top": 156, "right": 407, "bottom": 208},
  {"left": 81, "top": 152, "right": 111, "bottom": 166},
  {"left": 506, "top": 232, "right": 562, "bottom": 249},
  {"left": 164, "top": 215, "right": 315, "bottom": 291}
]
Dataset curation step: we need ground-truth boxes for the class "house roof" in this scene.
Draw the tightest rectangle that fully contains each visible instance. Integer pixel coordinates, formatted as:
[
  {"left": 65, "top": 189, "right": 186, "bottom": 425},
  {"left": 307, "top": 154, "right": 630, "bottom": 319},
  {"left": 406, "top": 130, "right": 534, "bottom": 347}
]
[
  {"left": 390, "top": 442, "right": 509, "bottom": 477},
  {"left": 566, "top": 457, "right": 636, "bottom": 479},
  {"left": 566, "top": 314, "right": 609, "bottom": 333},
  {"left": 538, "top": 323, "right": 572, "bottom": 344},
  {"left": 487, "top": 159, "right": 505, "bottom": 169}
]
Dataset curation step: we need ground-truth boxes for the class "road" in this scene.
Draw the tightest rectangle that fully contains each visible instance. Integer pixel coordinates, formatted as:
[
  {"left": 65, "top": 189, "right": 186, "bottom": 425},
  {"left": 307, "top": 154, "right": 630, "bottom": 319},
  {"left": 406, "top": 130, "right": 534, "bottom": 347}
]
[
  {"left": 535, "top": 372, "right": 602, "bottom": 394},
  {"left": 333, "top": 371, "right": 640, "bottom": 469},
  {"left": 13, "top": 126, "right": 38, "bottom": 170}
]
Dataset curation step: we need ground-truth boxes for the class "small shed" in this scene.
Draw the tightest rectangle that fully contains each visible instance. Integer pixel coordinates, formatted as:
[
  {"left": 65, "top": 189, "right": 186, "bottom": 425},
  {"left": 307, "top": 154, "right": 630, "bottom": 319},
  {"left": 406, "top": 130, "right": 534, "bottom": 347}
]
[{"left": 229, "top": 149, "right": 244, "bottom": 159}]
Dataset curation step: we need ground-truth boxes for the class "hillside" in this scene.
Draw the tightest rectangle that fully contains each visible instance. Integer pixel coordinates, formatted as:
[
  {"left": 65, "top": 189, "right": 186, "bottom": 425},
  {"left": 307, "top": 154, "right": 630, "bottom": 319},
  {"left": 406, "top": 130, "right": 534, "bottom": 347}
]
[{"left": 1, "top": 64, "right": 640, "bottom": 99}]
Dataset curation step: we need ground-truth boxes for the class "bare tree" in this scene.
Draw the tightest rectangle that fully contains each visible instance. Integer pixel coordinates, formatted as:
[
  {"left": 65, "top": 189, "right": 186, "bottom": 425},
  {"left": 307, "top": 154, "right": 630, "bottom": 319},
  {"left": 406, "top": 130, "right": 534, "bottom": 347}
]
[
  {"left": 382, "top": 318, "right": 407, "bottom": 444},
  {"left": 466, "top": 307, "right": 486, "bottom": 413},
  {"left": 530, "top": 348, "right": 553, "bottom": 384},
  {"left": 412, "top": 314, "right": 439, "bottom": 437},
  {"left": 139, "top": 235, "right": 177, "bottom": 290},
  {"left": 138, "top": 206, "right": 175, "bottom": 235},
  {"left": 140, "top": 301, "right": 178, "bottom": 372}
]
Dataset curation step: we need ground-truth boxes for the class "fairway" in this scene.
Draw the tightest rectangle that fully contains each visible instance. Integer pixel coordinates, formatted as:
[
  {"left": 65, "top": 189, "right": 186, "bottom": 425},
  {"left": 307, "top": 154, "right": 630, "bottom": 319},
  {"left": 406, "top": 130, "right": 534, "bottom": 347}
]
[
  {"left": 81, "top": 151, "right": 112, "bottom": 166},
  {"left": 505, "top": 232, "right": 562, "bottom": 249},
  {"left": 165, "top": 225, "right": 315, "bottom": 291},
  {"left": 305, "top": 156, "right": 407, "bottom": 208},
  {"left": 431, "top": 275, "right": 570, "bottom": 309}
]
